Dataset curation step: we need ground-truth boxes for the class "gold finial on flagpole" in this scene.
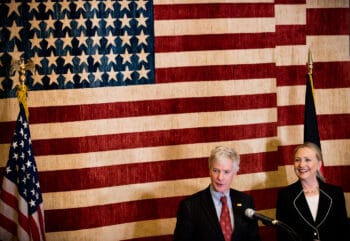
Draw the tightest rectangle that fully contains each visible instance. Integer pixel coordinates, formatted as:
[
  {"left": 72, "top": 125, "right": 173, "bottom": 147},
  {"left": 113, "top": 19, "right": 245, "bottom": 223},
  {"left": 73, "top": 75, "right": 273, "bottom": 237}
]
[
  {"left": 308, "top": 49, "right": 313, "bottom": 74},
  {"left": 10, "top": 57, "right": 35, "bottom": 120}
]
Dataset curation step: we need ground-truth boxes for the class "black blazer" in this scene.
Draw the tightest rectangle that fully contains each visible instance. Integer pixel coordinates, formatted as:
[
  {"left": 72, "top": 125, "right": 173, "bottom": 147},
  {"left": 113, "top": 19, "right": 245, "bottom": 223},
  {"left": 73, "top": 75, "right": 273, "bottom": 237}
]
[
  {"left": 173, "top": 186, "right": 261, "bottom": 241},
  {"left": 276, "top": 180, "right": 349, "bottom": 241}
]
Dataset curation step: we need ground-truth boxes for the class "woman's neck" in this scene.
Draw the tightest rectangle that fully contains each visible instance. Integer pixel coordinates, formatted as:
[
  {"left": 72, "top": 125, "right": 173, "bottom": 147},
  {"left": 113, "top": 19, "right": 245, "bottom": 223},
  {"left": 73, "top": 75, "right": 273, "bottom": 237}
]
[{"left": 301, "top": 179, "right": 319, "bottom": 195}]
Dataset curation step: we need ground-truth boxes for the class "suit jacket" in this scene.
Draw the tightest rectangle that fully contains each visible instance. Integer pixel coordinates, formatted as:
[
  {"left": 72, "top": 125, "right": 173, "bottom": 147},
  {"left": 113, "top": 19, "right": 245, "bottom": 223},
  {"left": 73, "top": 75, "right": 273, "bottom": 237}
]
[
  {"left": 276, "top": 180, "right": 350, "bottom": 241},
  {"left": 173, "top": 186, "right": 261, "bottom": 241}
]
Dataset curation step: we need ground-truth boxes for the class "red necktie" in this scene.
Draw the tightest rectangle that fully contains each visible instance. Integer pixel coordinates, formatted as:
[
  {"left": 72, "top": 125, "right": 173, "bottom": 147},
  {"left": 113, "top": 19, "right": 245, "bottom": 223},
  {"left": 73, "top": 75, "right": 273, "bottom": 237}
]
[{"left": 220, "top": 196, "right": 233, "bottom": 241}]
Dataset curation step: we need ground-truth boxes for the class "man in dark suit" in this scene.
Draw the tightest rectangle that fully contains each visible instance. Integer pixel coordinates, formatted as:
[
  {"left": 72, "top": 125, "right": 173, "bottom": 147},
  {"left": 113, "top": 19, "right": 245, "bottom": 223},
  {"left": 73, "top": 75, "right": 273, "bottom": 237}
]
[{"left": 173, "top": 146, "right": 261, "bottom": 241}]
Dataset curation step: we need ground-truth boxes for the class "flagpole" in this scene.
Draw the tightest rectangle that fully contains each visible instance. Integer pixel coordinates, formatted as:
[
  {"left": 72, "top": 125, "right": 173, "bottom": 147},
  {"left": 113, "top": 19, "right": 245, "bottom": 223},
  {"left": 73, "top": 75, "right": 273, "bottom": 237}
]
[{"left": 307, "top": 49, "right": 315, "bottom": 97}]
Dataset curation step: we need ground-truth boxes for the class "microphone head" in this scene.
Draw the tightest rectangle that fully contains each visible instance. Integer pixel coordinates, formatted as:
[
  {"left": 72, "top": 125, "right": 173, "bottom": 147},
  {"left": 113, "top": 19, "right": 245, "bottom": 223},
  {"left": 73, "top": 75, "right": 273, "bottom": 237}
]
[{"left": 244, "top": 208, "right": 255, "bottom": 219}]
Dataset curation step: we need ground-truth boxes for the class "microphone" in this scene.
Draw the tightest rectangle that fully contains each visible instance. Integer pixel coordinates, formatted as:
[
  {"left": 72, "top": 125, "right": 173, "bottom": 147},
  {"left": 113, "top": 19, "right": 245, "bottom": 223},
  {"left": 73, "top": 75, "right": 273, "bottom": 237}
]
[
  {"left": 245, "top": 208, "right": 301, "bottom": 241},
  {"left": 244, "top": 208, "right": 279, "bottom": 226}
]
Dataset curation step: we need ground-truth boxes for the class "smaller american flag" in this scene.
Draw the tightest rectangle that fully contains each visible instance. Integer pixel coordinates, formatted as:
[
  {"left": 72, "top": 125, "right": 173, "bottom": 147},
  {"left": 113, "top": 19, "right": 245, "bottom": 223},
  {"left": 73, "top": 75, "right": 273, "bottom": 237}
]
[{"left": 0, "top": 103, "right": 46, "bottom": 241}]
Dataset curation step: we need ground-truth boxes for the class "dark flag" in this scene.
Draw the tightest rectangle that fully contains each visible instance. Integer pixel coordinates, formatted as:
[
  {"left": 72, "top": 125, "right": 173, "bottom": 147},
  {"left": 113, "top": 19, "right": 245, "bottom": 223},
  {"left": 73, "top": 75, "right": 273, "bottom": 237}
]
[
  {"left": 304, "top": 69, "right": 325, "bottom": 177},
  {"left": 304, "top": 72, "right": 321, "bottom": 148},
  {"left": 0, "top": 103, "right": 46, "bottom": 241}
]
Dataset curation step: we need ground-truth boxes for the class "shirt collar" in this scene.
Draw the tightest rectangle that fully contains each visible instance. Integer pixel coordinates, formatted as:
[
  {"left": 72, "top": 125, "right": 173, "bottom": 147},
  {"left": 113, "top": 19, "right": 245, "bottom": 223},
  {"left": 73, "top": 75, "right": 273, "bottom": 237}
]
[{"left": 210, "top": 185, "right": 230, "bottom": 201}]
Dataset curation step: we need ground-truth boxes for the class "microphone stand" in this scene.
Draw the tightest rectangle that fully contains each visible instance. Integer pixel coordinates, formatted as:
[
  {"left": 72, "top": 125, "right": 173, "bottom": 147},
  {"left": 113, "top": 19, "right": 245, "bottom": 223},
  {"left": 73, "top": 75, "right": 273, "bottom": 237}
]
[
  {"left": 267, "top": 220, "right": 301, "bottom": 241},
  {"left": 244, "top": 208, "right": 300, "bottom": 241}
]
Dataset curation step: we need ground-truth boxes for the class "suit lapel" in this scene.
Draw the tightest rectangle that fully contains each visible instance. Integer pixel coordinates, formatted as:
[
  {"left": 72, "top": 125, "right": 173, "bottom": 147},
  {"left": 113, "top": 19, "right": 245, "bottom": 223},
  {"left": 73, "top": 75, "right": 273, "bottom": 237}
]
[
  {"left": 231, "top": 200, "right": 242, "bottom": 240},
  {"left": 294, "top": 190, "right": 316, "bottom": 226},
  {"left": 293, "top": 182, "right": 333, "bottom": 230},
  {"left": 315, "top": 189, "right": 332, "bottom": 227},
  {"left": 200, "top": 187, "right": 224, "bottom": 237},
  {"left": 230, "top": 190, "right": 247, "bottom": 241}
]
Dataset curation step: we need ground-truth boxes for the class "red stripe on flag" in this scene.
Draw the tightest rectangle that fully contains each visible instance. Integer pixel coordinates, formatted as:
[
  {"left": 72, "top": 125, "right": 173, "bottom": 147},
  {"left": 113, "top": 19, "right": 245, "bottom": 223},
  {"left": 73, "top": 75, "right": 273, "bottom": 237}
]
[
  {"left": 18, "top": 210, "right": 30, "bottom": 238},
  {"left": 259, "top": 226, "right": 277, "bottom": 241},
  {"left": 0, "top": 187, "right": 19, "bottom": 211},
  {"left": 277, "top": 62, "right": 350, "bottom": 87},
  {"left": 318, "top": 114, "right": 350, "bottom": 139},
  {"left": 275, "top": 0, "right": 305, "bottom": 4},
  {"left": 155, "top": 33, "right": 277, "bottom": 52},
  {"left": 0, "top": 94, "right": 276, "bottom": 143},
  {"left": 30, "top": 216, "right": 41, "bottom": 241},
  {"left": 28, "top": 94, "right": 276, "bottom": 124},
  {"left": 44, "top": 188, "right": 280, "bottom": 232},
  {"left": 247, "top": 188, "right": 281, "bottom": 210},
  {"left": 312, "top": 62, "right": 350, "bottom": 88},
  {"left": 39, "top": 152, "right": 280, "bottom": 193},
  {"left": 153, "top": 3, "right": 274, "bottom": 20},
  {"left": 0, "top": 121, "right": 16, "bottom": 143},
  {"left": 156, "top": 64, "right": 276, "bottom": 83},
  {"left": 121, "top": 236, "right": 173, "bottom": 241},
  {"left": 0, "top": 213, "right": 17, "bottom": 236},
  {"left": 40, "top": 158, "right": 209, "bottom": 192},
  {"left": 29, "top": 208, "right": 46, "bottom": 241},
  {"left": 277, "top": 65, "right": 308, "bottom": 86},
  {"left": 278, "top": 108, "right": 350, "bottom": 136},
  {"left": 324, "top": 166, "right": 350, "bottom": 189},
  {"left": 278, "top": 105, "right": 304, "bottom": 126},
  {"left": 307, "top": 8, "right": 350, "bottom": 35},
  {"left": 275, "top": 25, "right": 306, "bottom": 45},
  {"left": 32, "top": 123, "right": 277, "bottom": 156},
  {"left": 45, "top": 196, "right": 183, "bottom": 232},
  {"left": 38, "top": 206, "right": 46, "bottom": 241},
  {"left": 277, "top": 145, "right": 300, "bottom": 165}
]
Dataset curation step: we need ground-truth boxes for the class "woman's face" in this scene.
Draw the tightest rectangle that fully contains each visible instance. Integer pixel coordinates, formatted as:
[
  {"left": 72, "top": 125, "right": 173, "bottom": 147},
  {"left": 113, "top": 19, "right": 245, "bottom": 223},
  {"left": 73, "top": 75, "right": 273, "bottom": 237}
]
[{"left": 294, "top": 147, "right": 321, "bottom": 182}]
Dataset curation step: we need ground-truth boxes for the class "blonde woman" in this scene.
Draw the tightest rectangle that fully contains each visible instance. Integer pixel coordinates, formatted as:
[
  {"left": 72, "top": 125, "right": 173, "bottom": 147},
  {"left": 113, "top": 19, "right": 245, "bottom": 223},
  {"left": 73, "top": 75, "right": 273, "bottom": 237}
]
[{"left": 276, "top": 142, "right": 349, "bottom": 241}]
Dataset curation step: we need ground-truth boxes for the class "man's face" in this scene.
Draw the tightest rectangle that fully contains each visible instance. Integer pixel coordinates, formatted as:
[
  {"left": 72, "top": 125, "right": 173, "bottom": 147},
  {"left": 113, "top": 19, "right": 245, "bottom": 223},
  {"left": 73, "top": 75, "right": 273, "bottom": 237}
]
[{"left": 209, "top": 157, "right": 236, "bottom": 194}]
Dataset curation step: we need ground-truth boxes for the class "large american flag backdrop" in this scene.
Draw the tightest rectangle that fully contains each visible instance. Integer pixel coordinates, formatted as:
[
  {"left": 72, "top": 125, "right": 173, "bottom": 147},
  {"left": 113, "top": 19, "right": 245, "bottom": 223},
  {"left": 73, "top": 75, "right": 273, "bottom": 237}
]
[{"left": 0, "top": 0, "right": 349, "bottom": 240}]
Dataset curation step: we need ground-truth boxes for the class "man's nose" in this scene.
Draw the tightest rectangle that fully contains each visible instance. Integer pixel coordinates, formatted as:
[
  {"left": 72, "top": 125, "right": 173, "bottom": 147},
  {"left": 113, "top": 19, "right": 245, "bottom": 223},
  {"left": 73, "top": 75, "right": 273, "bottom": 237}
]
[{"left": 217, "top": 171, "right": 224, "bottom": 180}]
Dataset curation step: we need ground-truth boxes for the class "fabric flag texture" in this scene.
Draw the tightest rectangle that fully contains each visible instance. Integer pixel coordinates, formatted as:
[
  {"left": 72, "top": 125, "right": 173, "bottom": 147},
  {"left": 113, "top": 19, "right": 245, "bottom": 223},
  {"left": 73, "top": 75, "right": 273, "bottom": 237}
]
[
  {"left": 0, "top": 1, "right": 349, "bottom": 241},
  {"left": 0, "top": 103, "right": 46, "bottom": 241}
]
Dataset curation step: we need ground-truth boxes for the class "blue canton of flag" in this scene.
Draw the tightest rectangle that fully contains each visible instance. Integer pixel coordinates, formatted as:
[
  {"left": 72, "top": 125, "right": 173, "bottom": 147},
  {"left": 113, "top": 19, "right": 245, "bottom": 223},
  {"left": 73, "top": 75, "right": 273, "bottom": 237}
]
[
  {"left": 0, "top": 103, "right": 46, "bottom": 241},
  {"left": 0, "top": 0, "right": 155, "bottom": 98}
]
